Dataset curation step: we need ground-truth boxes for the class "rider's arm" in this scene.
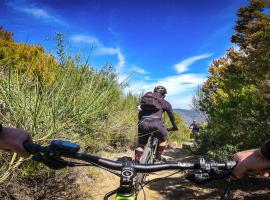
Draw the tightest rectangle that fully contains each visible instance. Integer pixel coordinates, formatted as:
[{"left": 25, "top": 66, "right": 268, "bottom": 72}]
[
  {"left": 138, "top": 110, "right": 143, "bottom": 120},
  {"left": 163, "top": 101, "right": 178, "bottom": 130},
  {"left": 0, "top": 125, "right": 32, "bottom": 158},
  {"left": 232, "top": 139, "right": 270, "bottom": 178}
]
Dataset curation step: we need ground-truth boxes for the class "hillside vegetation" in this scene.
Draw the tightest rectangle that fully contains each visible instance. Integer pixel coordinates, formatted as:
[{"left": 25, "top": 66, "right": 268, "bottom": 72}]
[{"left": 195, "top": 0, "right": 270, "bottom": 159}]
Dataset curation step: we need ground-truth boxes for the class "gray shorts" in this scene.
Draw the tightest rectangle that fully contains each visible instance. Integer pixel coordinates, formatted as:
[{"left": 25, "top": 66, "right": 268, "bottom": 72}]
[{"left": 138, "top": 118, "right": 168, "bottom": 145}]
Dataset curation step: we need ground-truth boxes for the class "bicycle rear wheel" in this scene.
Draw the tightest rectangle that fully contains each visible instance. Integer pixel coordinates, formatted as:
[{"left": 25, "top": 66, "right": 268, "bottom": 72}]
[{"left": 135, "top": 147, "right": 154, "bottom": 191}]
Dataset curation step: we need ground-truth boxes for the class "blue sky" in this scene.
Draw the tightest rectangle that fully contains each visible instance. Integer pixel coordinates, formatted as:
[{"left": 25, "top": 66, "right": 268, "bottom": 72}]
[{"left": 1, "top": 0, "right": 248, "bottom": 109}]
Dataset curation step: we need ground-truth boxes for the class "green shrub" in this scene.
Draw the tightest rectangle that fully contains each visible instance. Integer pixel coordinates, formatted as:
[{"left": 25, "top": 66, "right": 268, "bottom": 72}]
[{"left": 0, "top": 31, "right": 139, "bottom": 182}]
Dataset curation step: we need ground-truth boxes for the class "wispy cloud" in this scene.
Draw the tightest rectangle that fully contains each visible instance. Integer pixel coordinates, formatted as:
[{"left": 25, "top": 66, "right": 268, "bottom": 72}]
[
  {"left": 71, "top": 34, "right": 151, "bottom": 83},
  {"left": 167, "top": 95, "right": 193, "bottom": 110},
  {"left": 71, "top": 34, "right": 126, "bottom": 72},
  {"left": 131, "top": 66, "right": 148, "bottom": 75},
  {"left": 70, "top": 35, "right": 98, "bottom": 44},
  {"left": 22, "top": 7, "right": 50, "bottom": 18},
  {"left": 136, "top": 74, "right": 206, "bottom": 95},
  {"left": 155, "top": 74, "right": 207, "bottom": 95},
  {"left": 174, "top": 53, "right": 212, "bottom": 73},
  {"left": 6, "top": 1, "right": 66, "bottom": 25}
]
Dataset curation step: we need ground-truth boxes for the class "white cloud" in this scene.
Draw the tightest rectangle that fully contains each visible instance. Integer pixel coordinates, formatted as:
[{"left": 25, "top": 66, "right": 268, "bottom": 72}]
[
  {"left": 126, "top": 73, "right": 207, "bottom": 109},
  {"left": 155, "top": 74, "right": 206, "bottom": 95},
  {"left": 71, "top": 34, "right": 126, "bottom": 73},
  {"left": 115, "top": 49, "right": 125, "bottom": 71},
  {"left": 70, "top": 34, "right": 151, "bottom": 82},
  {"left": 167, "top": 96, "right": 193, "bottom": 110},
  {"left": 131, "top": 66, "right": 148, "bottom": 75},
  {"left": 22, "top": 7, "right": 50, "bottom": 18},
  {"left": 7, "top": 1, "right": 66, "bottom": 25},
  {"left": 174, "top": 53, "right": 212, "bottom": 73},
  {"left": 70, "top": 35, "right": 98, "bottom": 44}
]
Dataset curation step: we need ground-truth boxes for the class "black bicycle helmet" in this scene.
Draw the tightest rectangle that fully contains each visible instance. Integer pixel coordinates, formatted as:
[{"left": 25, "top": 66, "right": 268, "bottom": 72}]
[{"left": 154, "top": 86, "right": 167, "bottom": 96}]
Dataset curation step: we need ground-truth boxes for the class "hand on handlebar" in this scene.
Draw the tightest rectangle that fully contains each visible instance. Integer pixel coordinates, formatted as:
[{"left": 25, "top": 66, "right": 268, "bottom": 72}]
[
  {"left": 168, "top": 126, "right": 178, "bottom": 132},
  {"left": 0, "top": 127, "right": 32, "bottom": 158},
  {"left": 232, "top": 148, "right": 270, "bottom": 179}
]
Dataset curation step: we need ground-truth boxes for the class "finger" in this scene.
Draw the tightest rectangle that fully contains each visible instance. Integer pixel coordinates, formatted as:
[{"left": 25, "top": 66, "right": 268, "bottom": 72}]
[
  {"left": 26, "top": 135, "right": 33, "bottom": 143},
  {"left": 26, "top": 132, "right": 33, "bottom": 142},
  {"left": 232, "top": 162, "right": 246, "bottom": 179},
  {"left": 13, "top": 144, "right": 30, "bottom": 158}
]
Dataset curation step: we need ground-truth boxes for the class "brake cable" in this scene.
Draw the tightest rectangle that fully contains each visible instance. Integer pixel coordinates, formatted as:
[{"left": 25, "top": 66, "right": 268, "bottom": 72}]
[
  {"left": 136, "top": 169, "right": 183, "bottom": 196},
  {"left": 78, "top": 160, "right": 121, "bottom": 177},
  {"left": 139, "top": 182, "right": 146, "bottom": 200},
  {"left": 142, "top": 170, "right": 183, "bottom": 187}
]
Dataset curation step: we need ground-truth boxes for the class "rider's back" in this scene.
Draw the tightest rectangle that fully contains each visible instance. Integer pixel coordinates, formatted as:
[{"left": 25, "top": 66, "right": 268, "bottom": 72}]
[{"left": 139, "top": 91, "right": 173, "bottom": 120}]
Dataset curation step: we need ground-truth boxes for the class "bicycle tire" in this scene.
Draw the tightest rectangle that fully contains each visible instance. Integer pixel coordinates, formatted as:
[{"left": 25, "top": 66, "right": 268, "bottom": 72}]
[{"left": 135, "top": 147, "right": 154, "bottom": 191}]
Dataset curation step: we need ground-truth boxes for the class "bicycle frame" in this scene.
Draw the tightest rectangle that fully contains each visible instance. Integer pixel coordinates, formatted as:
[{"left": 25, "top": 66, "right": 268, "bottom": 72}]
[
  {"left": 115, "top": 193, "right": 136, "bottom": 200},
  {"left": 150, "top": 135, "right": 158, "bottom": 159}
]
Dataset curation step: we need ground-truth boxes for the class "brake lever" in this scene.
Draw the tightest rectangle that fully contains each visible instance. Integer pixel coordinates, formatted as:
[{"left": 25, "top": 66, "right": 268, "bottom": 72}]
[
  {"left": 32, "top": 154, "right": 75, "bottom": 170},
  {"left": 186, "top": 170, "right": 232, "bottom": 185},
  {"left": 186, "top": 173, "right": 211, "bottom": 184}
]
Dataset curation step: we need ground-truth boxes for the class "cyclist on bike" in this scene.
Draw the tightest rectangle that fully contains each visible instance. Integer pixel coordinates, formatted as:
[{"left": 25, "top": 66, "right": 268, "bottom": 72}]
[
  {"left": 189, "top": 120, "right": 200, "bottom": 141},
  {"left": 232, "top": 139, "right": 270, "bottom": 179},
  {"left": 135, "top": 86, "right": 178, "bottom": 162},
  {"left": 0, "top": 124, "right": 32, "bottom": 158}
]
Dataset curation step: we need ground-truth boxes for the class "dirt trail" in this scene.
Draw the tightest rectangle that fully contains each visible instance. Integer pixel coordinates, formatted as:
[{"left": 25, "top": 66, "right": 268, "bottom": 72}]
[
  {"left": 76, "top": 144, "right": 270, "bottom": 200},
  {"left": 136, "top": 146, "right": 221, "bottom": 200}
]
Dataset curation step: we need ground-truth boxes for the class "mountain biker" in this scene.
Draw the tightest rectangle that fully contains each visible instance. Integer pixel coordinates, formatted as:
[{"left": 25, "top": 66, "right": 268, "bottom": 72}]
[
  {"left": 0, "top": 124, "right": 32, "bottom": 158},
  {"left": 232, "top": 139, "right": 270, "bottom": 179},
  {"left": 189, "top": 120, "right": 200, "bottom": 141},
  {"left": 135, "top": 86, "right": 178, "bottom": 162}
]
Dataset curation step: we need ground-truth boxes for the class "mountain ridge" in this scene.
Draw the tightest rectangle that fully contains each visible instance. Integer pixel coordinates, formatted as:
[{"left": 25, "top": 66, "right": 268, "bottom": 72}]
[{"left": 174, "top": 108, "right": 206, "bottom": 125}]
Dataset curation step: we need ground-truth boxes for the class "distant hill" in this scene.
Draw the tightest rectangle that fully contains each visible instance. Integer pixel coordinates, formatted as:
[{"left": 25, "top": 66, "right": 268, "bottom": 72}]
[{"left": 174, "top": 109, "right": 206, "bottom": 125}]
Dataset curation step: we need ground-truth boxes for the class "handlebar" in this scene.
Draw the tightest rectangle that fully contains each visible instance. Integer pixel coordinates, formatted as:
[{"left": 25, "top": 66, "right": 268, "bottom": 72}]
[
  {"left": 167, "top": 127, "right": 178, "bottom": 132},
  {"left": 23, "top": 140, "right": 236, "bottom": 174}
]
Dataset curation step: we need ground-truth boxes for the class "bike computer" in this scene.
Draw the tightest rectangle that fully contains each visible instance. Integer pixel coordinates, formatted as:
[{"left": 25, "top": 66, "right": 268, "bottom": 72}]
[{"left": 50, "top": 140, "right": 80, "bottom": 153}]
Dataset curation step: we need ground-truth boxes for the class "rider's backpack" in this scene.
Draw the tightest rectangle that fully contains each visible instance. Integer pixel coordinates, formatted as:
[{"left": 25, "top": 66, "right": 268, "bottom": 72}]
[{"left": 140, "top": 92, "right": 162, "bottom": 112}]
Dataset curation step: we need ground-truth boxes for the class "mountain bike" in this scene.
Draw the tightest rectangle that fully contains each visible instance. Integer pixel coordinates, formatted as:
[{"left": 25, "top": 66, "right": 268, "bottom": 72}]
[
  {"left": 24, "top": 140, "right": 236, "bottom": 200},
  {"left": 135, "top": 128, "right": 175, "bottom": 189}
]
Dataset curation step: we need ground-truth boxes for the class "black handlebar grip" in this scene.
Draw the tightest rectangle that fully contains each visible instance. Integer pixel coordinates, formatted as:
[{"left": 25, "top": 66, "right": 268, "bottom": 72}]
[{"left": 23, "top": 142, "right": 40, "bottom": 154}]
